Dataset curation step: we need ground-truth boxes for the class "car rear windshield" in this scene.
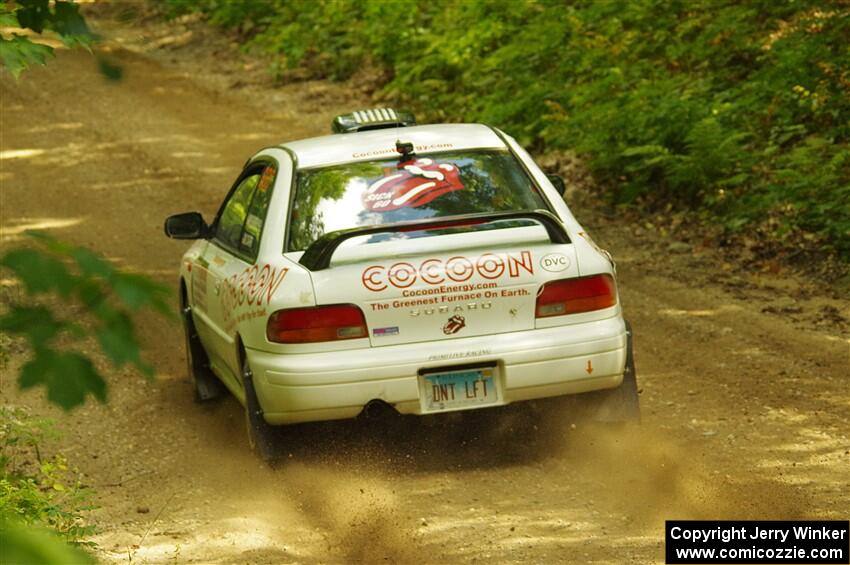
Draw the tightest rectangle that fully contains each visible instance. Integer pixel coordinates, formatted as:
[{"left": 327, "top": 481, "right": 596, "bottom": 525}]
[{"left": 287, "top": 149, "right": 548, "bottom": 251}]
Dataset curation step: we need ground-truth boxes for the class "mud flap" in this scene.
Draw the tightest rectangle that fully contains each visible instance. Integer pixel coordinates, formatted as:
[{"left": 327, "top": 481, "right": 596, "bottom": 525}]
[
  {"left": 243, "top": 364, "right": 281, "bottom": 464},
  {"left": 590, "top": 320, "right": 641, "bottom": 423},
  {"left": 183, "top": 306, "right": 226, "bottom": 401}
]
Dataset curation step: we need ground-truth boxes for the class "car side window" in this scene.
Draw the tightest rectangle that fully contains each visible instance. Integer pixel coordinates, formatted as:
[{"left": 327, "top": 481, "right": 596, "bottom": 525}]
[
  {"left": 239, "top": 165, "right": 276, "bottom": 257},
  {"left": 215, "top": 173, "right": 260, "bottom": 253}
]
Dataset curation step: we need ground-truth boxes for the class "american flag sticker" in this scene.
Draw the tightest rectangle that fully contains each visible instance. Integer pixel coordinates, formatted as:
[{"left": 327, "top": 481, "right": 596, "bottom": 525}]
[{"left": 373, "top": 326, "right": 399, "bottom": 337}]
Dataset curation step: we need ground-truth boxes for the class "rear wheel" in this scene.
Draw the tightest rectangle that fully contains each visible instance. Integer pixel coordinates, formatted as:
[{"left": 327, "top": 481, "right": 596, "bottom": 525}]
[
  {"left": 241, "top": 356, "right": 279, "bottom": 463},
  {"left": 588, "top": 320, "right": 641, "bottom": 422},
  {"left": 181, "top": 300, "right": 225, "bottom": 402}
]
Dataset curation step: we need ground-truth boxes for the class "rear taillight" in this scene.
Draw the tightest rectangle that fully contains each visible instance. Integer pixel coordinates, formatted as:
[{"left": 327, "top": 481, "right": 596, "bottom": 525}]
[
  {"left": 266, "top": 304, "right": 367, "bottom": 343},
  {"left": 535, "top": 274, "right": 617, "bottom": 318}
]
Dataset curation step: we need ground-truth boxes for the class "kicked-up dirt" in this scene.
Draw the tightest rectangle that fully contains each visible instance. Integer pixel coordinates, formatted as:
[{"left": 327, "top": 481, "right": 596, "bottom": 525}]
[{"left": 1, "top": 7, "right": 848, "bottom": 564}]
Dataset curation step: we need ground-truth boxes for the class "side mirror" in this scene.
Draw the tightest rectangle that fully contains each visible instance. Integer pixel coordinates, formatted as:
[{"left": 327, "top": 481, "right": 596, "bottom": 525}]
[
  {"left": 546, "top": 174, "right": 567, "bottom": 196},
  {"left": 164, "top": 212, "right": 209, "bottom": 239}
]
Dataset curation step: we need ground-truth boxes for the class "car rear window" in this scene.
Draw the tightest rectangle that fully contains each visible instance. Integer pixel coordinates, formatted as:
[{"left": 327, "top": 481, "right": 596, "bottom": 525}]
[{"left": 287, "top": 149, "right": 548, "bottom": 251}]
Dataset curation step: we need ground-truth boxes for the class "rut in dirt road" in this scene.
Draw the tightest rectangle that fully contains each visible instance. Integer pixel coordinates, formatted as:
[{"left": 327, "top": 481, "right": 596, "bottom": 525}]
[{"left": 1, "top": 15, "right": 848, "bottom": 564}]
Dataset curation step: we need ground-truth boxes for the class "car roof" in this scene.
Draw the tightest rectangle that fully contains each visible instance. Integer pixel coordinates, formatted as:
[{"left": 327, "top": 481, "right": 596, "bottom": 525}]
[{"left": 280, "top": 123, "right": 507, "bottom": 169}]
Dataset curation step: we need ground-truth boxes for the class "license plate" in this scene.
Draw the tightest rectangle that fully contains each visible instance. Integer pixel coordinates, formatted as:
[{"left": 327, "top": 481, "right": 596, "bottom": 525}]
[{"left": 419, "top": 366, "right": 500, "bottom": 413}]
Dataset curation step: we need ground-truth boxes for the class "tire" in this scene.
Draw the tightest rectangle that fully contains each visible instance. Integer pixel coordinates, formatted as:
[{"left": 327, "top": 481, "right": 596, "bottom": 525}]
[
  {"left": 588, "top": 320, "right": 641, "bottom": 423},
  {"left": 241, "top": 356, "right": 279, "bottom": 463},
  {"left": 182, "top": 302, "right": 226, "bottom": 402}
]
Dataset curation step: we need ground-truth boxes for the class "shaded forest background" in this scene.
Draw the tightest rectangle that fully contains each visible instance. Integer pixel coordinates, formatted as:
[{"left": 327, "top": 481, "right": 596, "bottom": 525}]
[{"left": 162, "top": 0, "right": 850, "bottom": 272}]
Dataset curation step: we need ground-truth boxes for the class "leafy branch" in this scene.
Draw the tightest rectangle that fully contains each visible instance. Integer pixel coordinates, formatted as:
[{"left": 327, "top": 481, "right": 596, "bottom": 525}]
[
  {"left": 0, "top": 232, "right": 172, "bottom": 410},
  {"left": 0, "top": 0, "right": 95, "bottom": 78}
]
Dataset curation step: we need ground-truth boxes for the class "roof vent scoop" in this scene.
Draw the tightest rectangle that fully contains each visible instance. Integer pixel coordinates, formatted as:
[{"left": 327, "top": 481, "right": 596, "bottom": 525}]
[{"left": 332, "top": 108, "right": 416, "bottom": 134}]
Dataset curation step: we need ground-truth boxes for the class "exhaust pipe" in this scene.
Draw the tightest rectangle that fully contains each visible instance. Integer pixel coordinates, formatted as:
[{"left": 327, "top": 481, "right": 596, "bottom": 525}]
[{"left": 361, "top": 399, "right": 394, "bottom": 419}]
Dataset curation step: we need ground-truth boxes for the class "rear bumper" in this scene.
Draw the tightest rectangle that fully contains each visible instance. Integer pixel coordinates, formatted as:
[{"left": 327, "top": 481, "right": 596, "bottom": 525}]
[{"left": 248, "top": 316, "right": 627, "bottom": 425}]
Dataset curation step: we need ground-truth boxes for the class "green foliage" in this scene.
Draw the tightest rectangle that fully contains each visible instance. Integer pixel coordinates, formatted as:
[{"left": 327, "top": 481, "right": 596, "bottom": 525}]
[
  {"left": 0, "top": 406, "right": 96, "bottom": 561},
  {"left": 0, "top": 0, "right": 95, "bottom": 77},
  {"left": 2, "top": 4, "right": 136, "bottom": 561},
  {"left": 165, "top": 0, "right": 850, "bottom": 260},
  {"left": 0, "top": 519, "right": 96, "bottom": 565},
  {"left": 0, "top": 33, "right": 52, "bottom": 77},
  {"left": 0, "top": 232, "right": 171, "bottom": 410}
]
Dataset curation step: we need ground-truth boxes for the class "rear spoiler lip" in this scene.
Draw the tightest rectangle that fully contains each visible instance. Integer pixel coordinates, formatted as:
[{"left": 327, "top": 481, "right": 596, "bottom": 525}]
[{"left": 297, "top": 209, "right": 570, "bottom": 271}]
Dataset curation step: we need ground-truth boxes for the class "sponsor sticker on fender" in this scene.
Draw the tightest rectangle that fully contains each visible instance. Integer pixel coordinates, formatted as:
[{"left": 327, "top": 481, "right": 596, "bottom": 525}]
[
  {"left": 220, "top": 263, "right": 288, "bottom": 326},
  {"left": 191, "top": 263, "right": 208, "bottom": 311}
]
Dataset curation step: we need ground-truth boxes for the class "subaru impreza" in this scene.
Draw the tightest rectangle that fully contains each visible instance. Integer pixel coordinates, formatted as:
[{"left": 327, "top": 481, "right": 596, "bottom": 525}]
[{"left": 165, "top": 109, "right": 639, "bottom": 460}]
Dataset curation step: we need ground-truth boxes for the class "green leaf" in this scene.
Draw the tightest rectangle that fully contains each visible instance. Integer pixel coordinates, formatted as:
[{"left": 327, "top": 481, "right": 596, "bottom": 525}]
[
  {"left": 0, "top": 305, "right": 65, "bottom": 348},
  {"left": 0, "top": 13, "right": 20, "bottom": 28},
  {"left": 0, "top": 35, "right": 53, "bottom": 78},
  {"left": 14, "top": 0, "right": 50, "bottom": 34},
  {"left": 73, "top": 278, "right": 106, "bottom": 312},
  {"left": 0, "top": 248, "right": 74, "bottom": 296},
  {"left": 94, "top": 311, "right": 140, "bottom": 368},
  {"left": 621, "top": 144, "right": 669, "bottom": 157},
  {"left": 19, "top": 350, "right": 107, "bottom": 410},
  {"left": 719, "top": 173, "right": 749, "bottom": 187},
  {"left": 51, "top": 1, "right": 95, "bottom": 48},
  {"left": 70, "top": 247, "right": 113, "bottom": 278},
  {"left": 25, "top": 231, "right": 75, "bottom": 255},
  {"left": 111, "top": 272, "right": 173, "bottom": 316}
]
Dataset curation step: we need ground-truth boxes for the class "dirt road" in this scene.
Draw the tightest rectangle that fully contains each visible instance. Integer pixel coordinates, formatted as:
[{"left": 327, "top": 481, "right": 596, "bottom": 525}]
[{"left": 2, "top": 10, "right": 848, "bottom": 564}]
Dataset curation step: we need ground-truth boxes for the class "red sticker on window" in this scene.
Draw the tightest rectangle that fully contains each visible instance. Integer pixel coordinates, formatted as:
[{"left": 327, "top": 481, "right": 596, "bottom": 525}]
[
  {"left": 258, "top": 166, "right": 275, "bottom": 192},
  {"left": 362, "top": 158, "right": 464, "bottom": 212}
]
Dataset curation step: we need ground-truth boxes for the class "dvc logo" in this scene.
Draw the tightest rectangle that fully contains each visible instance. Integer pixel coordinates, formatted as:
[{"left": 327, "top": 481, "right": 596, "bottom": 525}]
[{"left": 540, "top": 253, "right": 570, "bottom": 272}]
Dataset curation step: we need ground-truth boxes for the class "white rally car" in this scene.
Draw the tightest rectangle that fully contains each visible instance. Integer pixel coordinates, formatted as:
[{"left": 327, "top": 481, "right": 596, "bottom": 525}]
[{"left": 165, "top": 109, "right": 639, "bottom": 460}]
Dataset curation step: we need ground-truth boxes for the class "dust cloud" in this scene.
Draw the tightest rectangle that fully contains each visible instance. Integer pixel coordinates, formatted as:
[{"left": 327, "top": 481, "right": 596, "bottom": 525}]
[{"left": 175, "top": 402, "right": 810, "bottom": 563}]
